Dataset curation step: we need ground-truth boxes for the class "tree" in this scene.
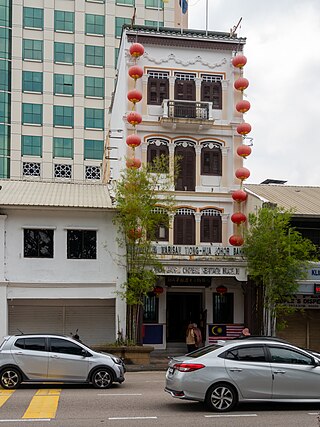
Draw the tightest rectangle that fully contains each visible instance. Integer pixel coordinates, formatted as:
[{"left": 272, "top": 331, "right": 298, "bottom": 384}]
[
  {"left": 113, "top": 157, "right": 175, "bottom": 345},
  {"left": 242, "top": 205, "right": 318, "bottom": 336}
]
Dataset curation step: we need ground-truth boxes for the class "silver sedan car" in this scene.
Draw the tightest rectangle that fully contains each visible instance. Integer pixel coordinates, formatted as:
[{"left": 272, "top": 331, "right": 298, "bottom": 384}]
[{"left": 165, "top": 338, "right": 320, "bottom": 412}]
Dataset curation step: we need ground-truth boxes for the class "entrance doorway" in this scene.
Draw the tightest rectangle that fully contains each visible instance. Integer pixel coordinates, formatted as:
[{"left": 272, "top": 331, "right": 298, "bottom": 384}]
[{"left": 167, "top": 292, "right": 202, "bottom": 342}]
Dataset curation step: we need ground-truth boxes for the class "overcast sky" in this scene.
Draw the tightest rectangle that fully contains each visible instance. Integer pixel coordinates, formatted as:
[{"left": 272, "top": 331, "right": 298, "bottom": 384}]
[{"left": 188, "top": 0, "right": 320, "bottom": 186}]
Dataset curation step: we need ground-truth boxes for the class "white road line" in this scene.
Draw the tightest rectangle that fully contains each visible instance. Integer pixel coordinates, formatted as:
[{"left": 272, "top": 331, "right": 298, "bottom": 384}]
[
  {"left": 97, "top": 393, "right": 142, "bottom": 396},
  {"left": 205, "top": 414, "right": 258, "bottom": 418},
  {"left": 308, "top": 413, "right": 320, "bottom": 415},
  {"left": 0, "top": 420, "right": 51, "bottom": 423},
  {"left": 108, "top": 417, "right": 157, "bottom": 420}
]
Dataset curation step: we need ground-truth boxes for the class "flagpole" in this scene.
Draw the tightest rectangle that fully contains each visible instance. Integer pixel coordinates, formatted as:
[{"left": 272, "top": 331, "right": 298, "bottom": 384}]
[{"left": 205, "top": 0, "right": 208, "bottom": 35}]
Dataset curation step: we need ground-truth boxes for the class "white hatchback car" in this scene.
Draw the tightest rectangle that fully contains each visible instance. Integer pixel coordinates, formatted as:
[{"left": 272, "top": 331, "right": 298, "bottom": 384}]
[
  {"left": 0, "top": 334, "right": 125, "bottom": 389},
  {"left": 165, "top": 338, "right": 320, "bottom": 412}
]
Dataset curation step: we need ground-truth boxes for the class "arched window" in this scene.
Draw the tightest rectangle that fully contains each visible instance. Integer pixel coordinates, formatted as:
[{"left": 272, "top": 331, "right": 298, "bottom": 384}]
[
  {"left": 147, "top": 139, "right": 169, "bottom": 172},
  {"left": 175, "top": 141, "right": 196, "bottom": 191},
  {"left": 150, "top": 207, "right": 169, "bottom": 242},
  {"left": 174, "top": 208, "right": 195, "bottom": 245},
  {"left": 200, "top": 209, "right": 222, "bottom": 243},
  {"left": 201, "top": 142, "right": 222, "bottom": 176}
]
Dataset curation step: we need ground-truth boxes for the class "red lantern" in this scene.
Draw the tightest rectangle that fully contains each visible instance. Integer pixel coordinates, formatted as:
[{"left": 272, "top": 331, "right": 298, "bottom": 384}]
[
  {"left": 128, "top": 65, "right": 143, "bottom": 80},
  {"left": 128, "top": 227, "right": 142, "bottom": 240},
  {"left": 154, "top": 286, "right": 164, "bottom": 296},
  {"left": 235, "top": 167, "right": 250, "bottom": 180},
  {"left": 231, "top": 212, "right": 247, "bottom": 224},
  {"left": 232, "top": 54, "right": 247, "bottom": 68},
  {"left": 229, "top": 234, "right": 244, "bottom": 246},
  {"left": 126, "top": 134, "right": 141, "bottom": 148},
  {"left": 234, "top": 77, "right": 249, "bottom": 91},
  {"left": 236, "top": 100, "right": 251, "bottom": 113},
  {"left": 237, "top": 145, "right": 252, "bottom": 158},
  {"left": 126, "top": 157, "right": 141, "bottom": 169},
  {"left": 127, "top": 89, "right": 142, "bottom": 104},
  {"left": 216, "top": 285, "right": 228, "bottom": 295},
  {"left": 127, "top": 111, "right": 142, "bottom": 126},
  {"left": 129, "top": 43, "right": 145, "bottom": 58},
  {"left": 237, "top": 122, "right": 251, "bottom": 135},
  {"left": 232, "top": 189, "right": 247, "bottom": 202}
]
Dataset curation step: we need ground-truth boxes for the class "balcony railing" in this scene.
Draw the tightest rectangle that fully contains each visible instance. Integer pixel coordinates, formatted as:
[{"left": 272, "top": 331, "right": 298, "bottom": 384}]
[{"left": 162, "top": 100, "right": 214, "bottom": 121}]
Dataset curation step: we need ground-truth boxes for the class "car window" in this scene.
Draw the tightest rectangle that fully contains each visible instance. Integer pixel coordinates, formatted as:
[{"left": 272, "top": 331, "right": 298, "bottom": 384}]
[
  {"left": 224, "top": 345, "right": 267, "bottom": 362},
  {"left": 186, "top": 344, "right": 222, "bottom": 358},
  {"left": 50, "top": 338, "right": 84, "bottom": 356},
  {"left": 268, "top": 346, "right": 314, "bottom": 365},
  {"left": 14, "top": 337, "right": 46, "bottom": 351}
]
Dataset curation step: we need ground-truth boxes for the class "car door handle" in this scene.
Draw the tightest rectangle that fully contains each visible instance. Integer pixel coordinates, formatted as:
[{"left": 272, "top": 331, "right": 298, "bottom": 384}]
[
  {"left": 273, "top": 370, "right": 286, "bottom": 374},
  {"left": 229, "top": 368, "right": 242, "bottom": 372},
  {"left": 50, "top": 355, "right": 60, "bottom": 359}
]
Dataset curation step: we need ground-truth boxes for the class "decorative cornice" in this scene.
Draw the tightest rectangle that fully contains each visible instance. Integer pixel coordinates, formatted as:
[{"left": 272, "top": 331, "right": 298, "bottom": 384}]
[{"left": 143, "top": 51, "right": 227, "bottom": 69}]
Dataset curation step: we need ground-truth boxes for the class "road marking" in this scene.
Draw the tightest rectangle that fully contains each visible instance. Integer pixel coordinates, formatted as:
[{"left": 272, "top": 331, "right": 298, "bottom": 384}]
[
  {"left": 205, "top": 414, "right": 258, "bottom": 418},
  {"left": 109, "top": 417, "right": 157, "bottom": 420},
  {"left": 97, "top": 393, "right": 142, "bottom": 396},
  {"left": 0, "top": 390, "right": 15, "bottom": 408},
  {"left": 308, "top": 413, "right": 320, "bottom": 415},
  {"left": 0, "top": 420, "right": 50, "bottom": 423},
  {"left": 22, "top": 389, "right": 61, "bottom": 419}
]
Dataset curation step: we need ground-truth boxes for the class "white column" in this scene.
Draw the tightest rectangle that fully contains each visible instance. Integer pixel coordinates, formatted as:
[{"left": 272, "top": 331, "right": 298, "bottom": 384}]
[{"left": 0, "top": 284, "right": 8, "bottom": 340}]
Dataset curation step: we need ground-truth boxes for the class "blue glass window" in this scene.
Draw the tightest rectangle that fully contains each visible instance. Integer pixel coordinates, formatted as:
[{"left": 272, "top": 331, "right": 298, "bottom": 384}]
[
  {"left": 22, "top": 71, "right": 43, "bottom": 93},
  {"left": 85, "top": 14, "right": 105, "bottom": 35},
  {"left": 22, "top": 39, "right": 43, "bottom": 61},
  {"left": 53, "top": 106, "right": 74, "bottom": 127},
  {"left": 84, "top": 108, "right": 104, "bottom": 129},
  {"left": 145, "top": 0, "right": 164, "bottom": 8},
  {"left": 23, "top": 7, "right": 44, "bottom": 29},
  {"left": 22, "top": 103, "right": 43, "bottom": 125},
  {"left": 54, "top": 42, "right": 74, "bottom": 64},
  {"left": 0, "top": 60, "right": 10, "bottom": 91},
  {"left": 54, "top": 11, "right": 75, "bottom": 32},
  {"left": 21, "top": 135, "right": 42, "bottom": 156},
  {"left": 85, "top": 45, "right": 104, "bottom": 67},
  {"left": 84, "top": 139, "right": 104, "bottom": 160},
  {"left": 53, "top": 137, "right": 73, "bottom": 158},
  {"left": 85, "top": 77, "right": 104, "bottom": 98},
  {"left": 0, "top": 2, "right": 10, "bottom": 27},
  {"left": 54, "top": 74, "right": 74, "bottom": 96},
  {"left": 115, "top": 17, "right": 131, "bottom": 38},
  {"left": 0, "top": 28, "right": 11, "bottom": 60}
]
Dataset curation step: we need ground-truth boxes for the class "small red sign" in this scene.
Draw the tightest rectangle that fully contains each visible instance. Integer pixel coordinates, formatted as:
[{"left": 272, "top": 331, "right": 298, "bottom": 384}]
[{"left": 314, "top": 284, "right": 320, "bottom": 294}]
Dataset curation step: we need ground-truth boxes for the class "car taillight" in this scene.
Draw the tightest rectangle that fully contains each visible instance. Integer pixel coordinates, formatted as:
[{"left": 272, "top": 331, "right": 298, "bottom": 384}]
[{"left": 173, "top": 363, "right": 205, "bottom": 372}]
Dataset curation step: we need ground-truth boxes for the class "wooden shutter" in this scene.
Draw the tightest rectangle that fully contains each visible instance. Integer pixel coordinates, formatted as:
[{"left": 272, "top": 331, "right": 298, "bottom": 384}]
[
  {"left": 175, "top": 146, "right": 195, "bottom": 191},
  {"left": 174, "top": 80, "right": 196, "bottom": 101},
  {"left": 201, "top": 81, "right": 222, "bottom": 109},
  {"left": 201, "top": 215, "right": 222, "bottom": 243},
  {"left": 148, "top": 78, "right": 169, "bottom": 105},
  {"left": 201, "top": 147, "right": 222, "bottom": 176},
  {"left": 174, "top": 214, "right": 195, "bottom": 245}
]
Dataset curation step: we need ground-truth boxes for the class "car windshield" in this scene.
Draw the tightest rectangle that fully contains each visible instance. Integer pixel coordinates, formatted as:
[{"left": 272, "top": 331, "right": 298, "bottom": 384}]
[{"left": 186, "top": 344, "right": 222, "bottom": 358}]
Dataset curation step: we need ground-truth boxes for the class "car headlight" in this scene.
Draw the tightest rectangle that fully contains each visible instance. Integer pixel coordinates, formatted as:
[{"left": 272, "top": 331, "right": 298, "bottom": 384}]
[{"left": 111, "top": 356, "right": 123, "bottom": 365}]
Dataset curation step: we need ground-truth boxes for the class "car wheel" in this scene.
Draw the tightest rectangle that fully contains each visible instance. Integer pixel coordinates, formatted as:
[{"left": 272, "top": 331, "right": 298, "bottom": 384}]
[
  {"left": 205, "top": 382, "right": 237, "bottom": 412},
  {"left": 92, "top": 368, "right": 114, "bottom": 389},
  {"left": 0, "top": 368, "right": 22, "bottom": 389}
]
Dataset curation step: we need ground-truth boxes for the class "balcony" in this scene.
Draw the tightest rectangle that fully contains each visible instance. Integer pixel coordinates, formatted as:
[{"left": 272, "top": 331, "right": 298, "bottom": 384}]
[{"left": 159, "top": 100, "right": 214, "bottom": 129}]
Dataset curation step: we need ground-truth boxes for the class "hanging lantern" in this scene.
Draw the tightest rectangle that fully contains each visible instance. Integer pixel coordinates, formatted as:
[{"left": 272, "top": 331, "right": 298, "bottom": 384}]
[
  {"left": 237, "top": 122, "right": 252, "bottom": 135},
  {"left": 129, "top": 43, "right": 145, "bottom": 58},
  {"left": 236, "top": 100, "right": 251, "bottom": 113},
  {"left": 128, "top": 65, "right": 144, "bottom": 80},
  {"left": 234, "top": 77, "right": 249, "bottom": 91},
  {"left": 216, "top": 285, "right": 228, "bottom": 295},
  {"left": 232, "top": 189, "right": 248, "bottom": 202},
  {"left": 229, "top": 234, "right": 244, "bottom": 246},
  {"left": 126, "top": 157, "right": 141, "bottom": 169},
  {"left": 153, "top": 286, "right": 164, "bottom": 297},
  {"left": 127, "top": 89, "right": 142, "bottom": 104},
  {"left": 126, "top": 134, "right": 141, "bottom": 148},
  {"left": 231, "top": 212, "right": 247, "bottom": 224},
  {"left": 127, "top": 111, "right": 142, "bottom": 126},
  {"left": 235, "top": 167, "right": 250, "bottom": 180},
  {"left": 128, "top": 227, "right": 142, "bottom": 240},
  {"left": 237, "top": 145, "right": 252, "bottom": 158},
  {"left": 232, "top": 54, "right": 247, "bottom": 69}
]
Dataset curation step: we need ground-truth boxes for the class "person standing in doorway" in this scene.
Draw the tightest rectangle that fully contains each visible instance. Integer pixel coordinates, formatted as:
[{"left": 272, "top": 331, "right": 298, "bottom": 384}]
[
  {"left": 186, "top": 323, "right": 197, "bottom": 353},
  {"left": 193, "top": 323, "right": 202, "bottom": 348}
]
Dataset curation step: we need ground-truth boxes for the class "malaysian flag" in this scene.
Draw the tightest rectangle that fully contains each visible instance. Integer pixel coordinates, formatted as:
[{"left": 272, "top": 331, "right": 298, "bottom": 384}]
[{"left": 208, "top": 324, "right": 244, "bottom": 343}]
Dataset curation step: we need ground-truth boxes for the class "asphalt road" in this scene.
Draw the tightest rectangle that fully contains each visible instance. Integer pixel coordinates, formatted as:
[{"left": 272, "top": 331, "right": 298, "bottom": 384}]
[{"left": 1, "top": 371, "right": 320, "bottom": 427}]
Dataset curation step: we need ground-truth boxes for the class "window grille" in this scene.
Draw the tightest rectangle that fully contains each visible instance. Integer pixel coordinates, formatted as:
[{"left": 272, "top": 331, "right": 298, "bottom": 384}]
[
  {"left": 147, "top": 71, "right": 169, "bottom": 79},
  {"left": 176, "top": 208, "right": 195, "bottom": 216},
  {"left": 85, "top": 165, "right": 101, "bottom": 180},
  {"left": 23, "top": 162, "right": 40, "bottom": 176},
  {"left": 54, "top": 164, "right": 72, "bottom": 179},
  {"left": 175, "top": 73, "right": 196, "bottom": 81},
  {"left": 201, "top": 209, "right": 221, "bottom": 217},
  {"left": 201, "top": 74, "right": 223, "bottom": 82}
]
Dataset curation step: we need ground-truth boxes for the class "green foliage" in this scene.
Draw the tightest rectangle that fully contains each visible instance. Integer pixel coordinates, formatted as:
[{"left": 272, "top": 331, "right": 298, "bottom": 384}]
[
  {"left": 243, "top": 205, "right": 318, "bottom": 334},
  {"left": 113, "top": 155, "right": 176, "bottom": 343}
]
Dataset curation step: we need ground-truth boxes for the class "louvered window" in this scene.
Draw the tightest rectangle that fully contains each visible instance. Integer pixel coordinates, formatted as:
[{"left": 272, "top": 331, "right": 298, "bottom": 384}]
[
  {"left": 201, "top": 146, "right": 222, "bottom": 176},
  {"left": 200, "top": 210, "right": 222, "bottom": 243},
  {"left": 147, "top": 71, "right": 169, "bottom": 105},
  {"left": 174, "top": 210, "right": 195, "bottom": 245},
  {"left": 175, "top": 145, "right": 195, "bottom": 191},
  {"left": 201, "top": 75, "right": 222, "bottom": 109}
]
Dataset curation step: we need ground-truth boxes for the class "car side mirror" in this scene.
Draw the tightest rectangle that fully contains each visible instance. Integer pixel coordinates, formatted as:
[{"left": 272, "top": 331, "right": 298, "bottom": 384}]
[{"left": 81, "top": 349, "right": 88, "bottom": 357}]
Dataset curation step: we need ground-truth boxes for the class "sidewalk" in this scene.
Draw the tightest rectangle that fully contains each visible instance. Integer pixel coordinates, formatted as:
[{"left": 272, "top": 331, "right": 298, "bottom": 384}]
[{"left": 126, "top": 348, "right": 186, "bottom": 372}]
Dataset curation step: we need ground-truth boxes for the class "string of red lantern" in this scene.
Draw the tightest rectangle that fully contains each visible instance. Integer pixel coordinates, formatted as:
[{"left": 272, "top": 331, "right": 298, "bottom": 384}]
[
  {"left": 229, "top": 53, "right": 252, "bottom": 247},
  {"left": 126, "top": 42, "right": 145, "bottom": 170}
]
